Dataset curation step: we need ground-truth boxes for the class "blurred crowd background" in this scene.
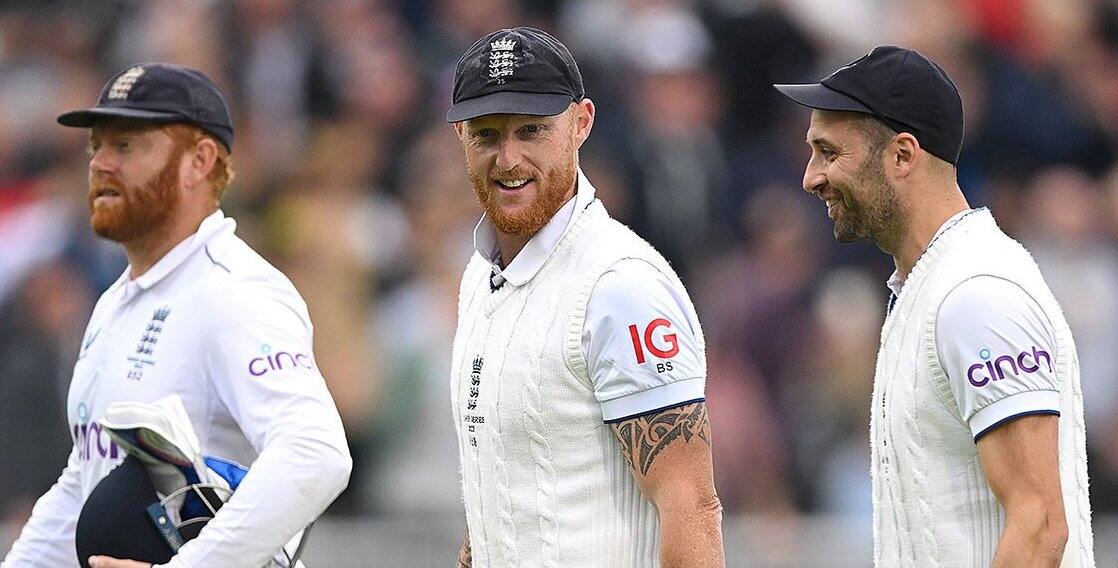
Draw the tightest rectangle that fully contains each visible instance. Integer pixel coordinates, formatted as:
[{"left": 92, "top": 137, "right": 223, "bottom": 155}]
[{"left": 1, "top": 0, "right": 1117, "bottom": 554}]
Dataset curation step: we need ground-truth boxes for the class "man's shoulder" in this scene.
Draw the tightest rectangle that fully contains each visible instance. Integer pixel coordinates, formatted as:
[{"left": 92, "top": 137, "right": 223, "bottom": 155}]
[
  {"left": 194, "top": 231, "right": 309, "bottom": 321},
  {"left": 939, "top": 216, "right": 1038, "bottom": 277},
  {"left": 583, "top": 213, "right": 676, "bottom": 275}
]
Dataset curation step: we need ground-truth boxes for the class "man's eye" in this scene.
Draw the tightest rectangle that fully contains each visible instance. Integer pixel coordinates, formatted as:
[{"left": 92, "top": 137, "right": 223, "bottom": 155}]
[
  {"left": 474, "top": 129, "right": 496, "bottom": 139},
  {"left": 521, "top": 124, "right": 541, "bottom": 134}
]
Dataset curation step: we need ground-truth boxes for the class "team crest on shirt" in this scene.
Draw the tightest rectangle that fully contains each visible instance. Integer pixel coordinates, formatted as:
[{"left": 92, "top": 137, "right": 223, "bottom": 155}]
[
  {"left": 463, "top": 356, "right": 485, "bottom": 447},
  {"left": 125, "top": 306, "right": 170, "bottom": 381}
]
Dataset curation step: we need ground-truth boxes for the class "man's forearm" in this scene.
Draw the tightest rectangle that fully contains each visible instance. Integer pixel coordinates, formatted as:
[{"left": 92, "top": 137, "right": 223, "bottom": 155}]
[
  {"left": 991, "top": 511, "right": 1067, "bottom": 567},
  {"left": 456, "top": 526, "right": 472, "bottom": 568},
  {"left": 659, "top": 496, "right": 726, "bottom": 568}
]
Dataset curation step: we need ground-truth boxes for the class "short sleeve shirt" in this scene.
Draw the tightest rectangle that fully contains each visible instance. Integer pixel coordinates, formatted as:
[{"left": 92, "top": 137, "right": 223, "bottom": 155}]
[
  {"left": 935, "top": 276, "right": 1061, "bottom": 441},
  {"left": 582, "top": 259, "right": 706, "bottom": 422},
  {"left": 475, "top": 169, "right": 706, "bottom": 424}
]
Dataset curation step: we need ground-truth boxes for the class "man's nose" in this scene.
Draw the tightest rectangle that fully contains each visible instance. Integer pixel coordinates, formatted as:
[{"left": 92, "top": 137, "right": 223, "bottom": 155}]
[
  {"left": 803, "top": 161, "right": 825, "bottom": 194},
  {"left": 89, "top": 148, "right": 116, "bottom": 176},
  {"left": 494, "top": 137, "right": 522, "bottom": 172}
]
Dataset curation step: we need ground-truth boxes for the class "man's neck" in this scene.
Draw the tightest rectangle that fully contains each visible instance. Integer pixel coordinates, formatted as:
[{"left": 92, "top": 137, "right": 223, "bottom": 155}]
[
  {"left": 891, "top": 185, "right": 969, "bottom": 282},
  {"left": 491, "top": 182, "right": 579, "bottom": 268},
  {"left": 123, "top": 208, "right": 212, "bottom": 279},
  {"left": 494, "top": 232, "right": 531, "bottom": 269}
]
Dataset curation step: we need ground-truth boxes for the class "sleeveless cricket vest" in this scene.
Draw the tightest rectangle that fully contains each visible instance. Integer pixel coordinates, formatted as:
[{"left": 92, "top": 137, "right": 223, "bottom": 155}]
[
  {"left": 872, "top": 209, "right": 1094, "bottom": 566},
  {"left": 450, "top": 200, "right": 696, "bottom": 567}
]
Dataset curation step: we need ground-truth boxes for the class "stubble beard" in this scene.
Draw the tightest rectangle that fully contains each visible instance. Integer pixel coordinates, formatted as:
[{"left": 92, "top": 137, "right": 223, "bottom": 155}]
[
  {"left": 469, "top": 149, "right": 577, "bottom": 238},
  {"left": 833, "top": 154, "right": 900, "bottom": 246},
  {"left": 89, "top": 151, "right": 183, "bottom": 244}
]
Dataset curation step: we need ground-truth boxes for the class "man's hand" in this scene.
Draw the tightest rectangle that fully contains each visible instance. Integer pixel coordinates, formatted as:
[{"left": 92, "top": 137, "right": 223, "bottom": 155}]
[
  {"left": 610, "top": 401, "right": 725, "bottom": 568},
  {"left": 88, "top": 556, "right": 152, "bottom": 568},
  {"left": 456, "top": 525, "right": 472, "bottom": 567},
  {"left": 978, "top": 414, "right": 1068, "bottom": 567}
]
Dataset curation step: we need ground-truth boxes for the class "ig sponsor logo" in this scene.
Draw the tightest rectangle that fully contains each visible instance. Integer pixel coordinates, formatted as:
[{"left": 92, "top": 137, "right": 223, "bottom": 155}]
[
  {"left": 628, "top": 318, "right": 681, "bottom": 373},
  {"left": 967, "top": 346, "right": 1052, "bottom": 387},
  {"left": 248, "top": 344, "right": 315, "bottom": 377}
]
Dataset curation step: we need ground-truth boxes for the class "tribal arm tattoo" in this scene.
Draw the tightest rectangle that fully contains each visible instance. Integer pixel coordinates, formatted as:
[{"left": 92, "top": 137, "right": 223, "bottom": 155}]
[
  {"left": 610, "top": 401, "right": 712, "bottom": 477},
  {"left": 456, "top": 525, "right": 472, "bottom": 568}
]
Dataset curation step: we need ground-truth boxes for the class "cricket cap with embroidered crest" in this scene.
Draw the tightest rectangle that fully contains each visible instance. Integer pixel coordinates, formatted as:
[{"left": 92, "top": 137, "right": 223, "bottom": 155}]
[
  {"left": 446, "top": 27, "right": 584, "bottom": 123},
  {"left": 774, "top": 46, "right": 964, "bottom": 165},
  {"left": 58, "top": 62, "right": 234, "bottom": 151}
]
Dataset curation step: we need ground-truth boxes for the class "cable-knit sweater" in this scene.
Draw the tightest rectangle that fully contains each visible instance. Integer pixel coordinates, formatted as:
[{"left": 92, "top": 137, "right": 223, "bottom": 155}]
[
  {"left": 450, "top": 200, "right": 690, "bottom": 567},
  {"left": 872, "top": 209, "right": 1093, "bottom": 566}
]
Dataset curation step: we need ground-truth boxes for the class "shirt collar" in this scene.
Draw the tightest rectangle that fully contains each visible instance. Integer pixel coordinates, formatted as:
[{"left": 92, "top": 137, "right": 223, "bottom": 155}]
[
  {"left": 886, "top": 207, "right": 975, "bottom": 296},
  {"left": 127, "top": 210, "right": 236, "bottom": 290},
  {"left": 473, "top": 168, "right": 597, "bottom": 288}
]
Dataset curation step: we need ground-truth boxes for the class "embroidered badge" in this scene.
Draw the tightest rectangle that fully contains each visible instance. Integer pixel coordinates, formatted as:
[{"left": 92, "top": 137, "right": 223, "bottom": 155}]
[
  {"left": 487, "top": 37, "right": 517, "bottom": 84},
  {"left": 126, "top": 306, "right": 170, "bottom": 381},
  {"left": 107, "top": 66, "right": 145, "bottom": 100},
  {"left": 464, "top": 356, "right": 485, "bottom": 447}
]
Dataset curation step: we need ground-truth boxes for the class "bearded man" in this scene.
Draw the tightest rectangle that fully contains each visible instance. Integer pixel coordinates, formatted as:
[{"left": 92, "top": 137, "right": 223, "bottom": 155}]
[
  {"left": 2, "top": 63, "right": 351, "bottom": 568},
  {"left": 776, "top": 46, "right": 1094, "bottom": 566},
  {"left": 445, "top": 28, "right": 724, "bottom": 568}
]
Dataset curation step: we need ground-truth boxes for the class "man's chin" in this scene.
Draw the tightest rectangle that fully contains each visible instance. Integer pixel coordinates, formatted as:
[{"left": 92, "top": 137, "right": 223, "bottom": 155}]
[
  {"left": 833, "top": 225, "right": 871, "bottom": 244},
  {"left": 91, "top": 213, "right": 142, "bottom": 243},
  {"left": 489, "top": 215, "right": 547, "bottom": 237}
]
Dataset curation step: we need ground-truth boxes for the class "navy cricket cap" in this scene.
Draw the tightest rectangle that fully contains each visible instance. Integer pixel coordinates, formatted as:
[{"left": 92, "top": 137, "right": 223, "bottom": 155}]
[
  {"left": 75, "top": 456, "right": 176, "bottom": 568},
  {"left": 446, "top": 27, "right": 584, "bottom": 123},
  {"left": 774, "top": 46, "right": 964, "bottom": 164},
  {"left": 58, "top": 63, "right": 234, "bottom": 151}
]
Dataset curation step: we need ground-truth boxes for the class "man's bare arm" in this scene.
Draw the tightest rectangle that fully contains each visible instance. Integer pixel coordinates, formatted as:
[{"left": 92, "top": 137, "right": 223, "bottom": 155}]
[
  {"left": 978, "top": 414, "right": 1067, "bottom": 567},
  {"left": 611, "top": 401, "right": 725, "bottom": 567},
  {"left": 456, "top": 525, "right": 471, "bottom": 568}
]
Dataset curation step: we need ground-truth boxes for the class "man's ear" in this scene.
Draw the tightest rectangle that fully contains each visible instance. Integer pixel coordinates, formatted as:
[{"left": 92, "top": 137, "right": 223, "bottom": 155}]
[
  {"left": 183, "top": 137, "right": 219, "bottom": 189},
  {"left": 572, "top": 98, "right": 595, "bottom": 149},
  {"left": 889, "top": 132, "right": 919, "bottom": 179}
]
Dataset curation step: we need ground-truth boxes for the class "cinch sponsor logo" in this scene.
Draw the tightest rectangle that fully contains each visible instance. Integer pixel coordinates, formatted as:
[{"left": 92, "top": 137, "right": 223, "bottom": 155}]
[
  {"left": 74, "top": 402, "right": 119, "bottom": 461},
  {"left": 248, "top": 344, "right": 314, "bottom": 376},
  {"left": 967, "top": 346, "right": 1052, "bottom": 387}
]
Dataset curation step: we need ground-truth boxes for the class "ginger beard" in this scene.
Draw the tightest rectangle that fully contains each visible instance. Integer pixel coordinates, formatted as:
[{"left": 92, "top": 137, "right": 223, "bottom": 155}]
[
  {"left": 468, "top": 139, "right": 577, "bottom": 238},
  {"left": 88, "top": 142, "right": 184, "bottom": 243}
]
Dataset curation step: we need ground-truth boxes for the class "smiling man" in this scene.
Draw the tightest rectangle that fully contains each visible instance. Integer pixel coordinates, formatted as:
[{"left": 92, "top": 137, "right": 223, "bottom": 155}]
[
  {"left": 446, "top": 28, "right": 724, "bottom": 568},
  {"left": 1, "top": 63, "right": 351, "bottom": 568},
  {"left": 775, "top": 47, "right": 1095, "bottom": 567}
]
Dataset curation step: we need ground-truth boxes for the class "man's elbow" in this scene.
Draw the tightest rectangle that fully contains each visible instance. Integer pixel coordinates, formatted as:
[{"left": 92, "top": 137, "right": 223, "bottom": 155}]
[
  {"left": 292, "top": 429, "right": 353, "bottom": 495},
  {"left": 1008, "top": 501, "right": 1068, "bottom": 563},
  {"left": 323, "top": 440, "right": 354, "bottom": 493},
  {"left": 1038, "top": 513, "right": 1068, "bottom": 562},
  {"left": 655, "top": 486, "right": 723, "bottom": 522}
]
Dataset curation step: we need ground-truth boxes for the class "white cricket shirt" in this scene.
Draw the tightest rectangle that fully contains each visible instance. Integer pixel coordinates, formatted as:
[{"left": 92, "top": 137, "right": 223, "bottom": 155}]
[
  {"left": 872, "top": 208, "right": 1093, "bottom": 566},
  {"left": 888, "top": 210, "right": 1061, "bottom": 441},
  {"left": 475, "top": 169, "right": 706, "bottom": 421},
  {"left": 2, "top": 211, "right": 351, "bottom": 568}
]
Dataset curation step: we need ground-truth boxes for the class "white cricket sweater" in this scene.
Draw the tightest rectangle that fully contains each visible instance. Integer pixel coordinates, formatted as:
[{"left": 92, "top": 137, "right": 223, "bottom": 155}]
[
  {"left": 450, "top": 200, "right": 699, "bottom": 567},
  {"left": 872, "top": 209, "right": 1093, "bottom": 566}
]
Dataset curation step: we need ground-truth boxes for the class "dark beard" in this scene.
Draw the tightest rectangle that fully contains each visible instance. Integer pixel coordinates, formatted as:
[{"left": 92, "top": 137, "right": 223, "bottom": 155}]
[
  {"left": 469, "top": 154, "right": 577, "bottom": 237},
  {"left": 833, "top": 156, "right": 900, "bottom": 245},
  {"left": 89, "top": 152, "right": 182, "bottom": 243}
]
